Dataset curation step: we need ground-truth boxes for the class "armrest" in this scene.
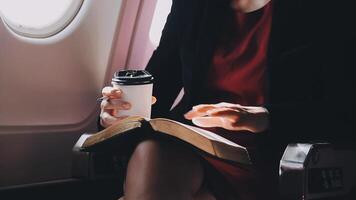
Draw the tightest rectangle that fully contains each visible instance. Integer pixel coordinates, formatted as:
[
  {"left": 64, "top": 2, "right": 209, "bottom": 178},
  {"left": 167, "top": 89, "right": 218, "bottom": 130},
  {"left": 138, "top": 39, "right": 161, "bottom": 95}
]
[
  {"left": 71, "top": 133, "right": 125, "bottom": 180},
  {"left": 279, "top": 143, "right": 356, "bottom": 200}
]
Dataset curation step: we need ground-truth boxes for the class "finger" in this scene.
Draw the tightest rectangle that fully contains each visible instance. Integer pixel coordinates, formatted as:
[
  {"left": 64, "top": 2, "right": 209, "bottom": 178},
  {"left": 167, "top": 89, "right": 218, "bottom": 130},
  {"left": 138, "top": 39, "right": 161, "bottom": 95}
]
[
  {"left": 192, "top": 116, "right": 225, "bottom": 128},
  {"left": 102, "top": 86, "right": 122, "bottom": 98},
  {"left": 100, "top": 111, "right": 128, "bottom": 127},
  {"left": 192, "top": 116, "right": 244, "bottom": 131},
  {"left": 151, "top": 96, "right": 157, "bottom": 105},
  {"left": 215, "top": 102, "right": 246, "bottom": 111},
  {"left": 100, "top": 111, "right": 119, "bottom": 127},
  {"left": 184, "top": 110, "right": 206, "bottom": 120},
  {"left": 215, "top": 102, "right": 239, "bottom": 108},
  {"left": 207, "top": 107, "right": 235, "bottom": 115},
  {"left": 207, "top": 108, "right": 241, "bottom": 122},
  {"left": 193, "top": 104, "right": 218, "bottom": 112},
  {"left": 101, "top": 116, "right": 128, "bottom": 128},
  {"left": 101, "top": 98, "right": 131, "bottom": 110},
  {"left": 184, "top": 104, "right": 218, "bottom": 120}
]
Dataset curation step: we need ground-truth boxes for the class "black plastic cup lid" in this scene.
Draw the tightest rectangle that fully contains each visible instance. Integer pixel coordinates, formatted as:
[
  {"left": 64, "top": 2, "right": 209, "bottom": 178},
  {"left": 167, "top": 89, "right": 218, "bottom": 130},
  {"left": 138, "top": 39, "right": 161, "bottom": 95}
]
[{"left": 112, "top": 70, "right": 154, "bottom": 85}]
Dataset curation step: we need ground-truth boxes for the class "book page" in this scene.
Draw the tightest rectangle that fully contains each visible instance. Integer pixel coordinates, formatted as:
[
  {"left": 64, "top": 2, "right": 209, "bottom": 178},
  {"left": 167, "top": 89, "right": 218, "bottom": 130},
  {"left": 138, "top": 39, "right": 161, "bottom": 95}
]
[{"left": 155, "top": 119, "right": 245, "bottom": 149}]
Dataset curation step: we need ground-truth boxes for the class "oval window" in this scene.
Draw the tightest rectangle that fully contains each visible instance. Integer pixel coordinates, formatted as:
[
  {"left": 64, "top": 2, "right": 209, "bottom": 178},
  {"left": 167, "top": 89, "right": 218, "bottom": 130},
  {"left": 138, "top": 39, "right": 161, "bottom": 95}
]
[{"left": 0, "top": 0, "right": 83, "bottom": 38}]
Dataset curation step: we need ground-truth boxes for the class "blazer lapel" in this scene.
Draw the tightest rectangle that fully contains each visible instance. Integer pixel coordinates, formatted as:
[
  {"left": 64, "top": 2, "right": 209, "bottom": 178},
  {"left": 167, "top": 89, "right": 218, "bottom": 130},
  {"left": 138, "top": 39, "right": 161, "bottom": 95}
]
[{"left": 192, "top": 0, "right": 230, "bottom": 103}]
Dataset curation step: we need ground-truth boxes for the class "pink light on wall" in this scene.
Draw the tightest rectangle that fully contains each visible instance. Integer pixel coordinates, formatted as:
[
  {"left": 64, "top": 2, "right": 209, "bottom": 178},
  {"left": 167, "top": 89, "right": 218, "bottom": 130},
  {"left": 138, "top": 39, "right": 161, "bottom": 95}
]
[
  {"left": 109, "top": 0, "right": 172, "bottom": 74},
  {"left": 107, "top": 0, "right": 142, "bottom": 85},
  {"left": 149, "top": 0, "right": 172, "bottom": 47},
  {"left": 126, "top": 0, "right": 172, "bottom": 69}
]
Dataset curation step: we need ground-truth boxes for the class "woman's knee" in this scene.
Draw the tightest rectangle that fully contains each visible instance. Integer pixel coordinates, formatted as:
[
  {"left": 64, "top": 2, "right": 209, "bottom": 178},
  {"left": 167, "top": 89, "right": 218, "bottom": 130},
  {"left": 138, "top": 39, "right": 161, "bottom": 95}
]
[
  {"left": 130, "top": 139, "right": 197, "bottom": 165},
  {"left": 127, "top": 139, "right": 205, "bottom": 195},
  {"left": 130, "top": 139, "right": 162, "bottom": 162},
  {"left": 127, "top": 139, "right": 180, "bottom": 177}
]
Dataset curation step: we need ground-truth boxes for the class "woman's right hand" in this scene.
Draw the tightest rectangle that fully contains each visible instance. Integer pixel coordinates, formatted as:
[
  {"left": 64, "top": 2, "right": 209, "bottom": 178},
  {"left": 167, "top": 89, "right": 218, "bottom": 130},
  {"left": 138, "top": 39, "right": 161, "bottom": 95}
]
[{"left": 100, "top": 86, "right": 132, "bottom": 128}]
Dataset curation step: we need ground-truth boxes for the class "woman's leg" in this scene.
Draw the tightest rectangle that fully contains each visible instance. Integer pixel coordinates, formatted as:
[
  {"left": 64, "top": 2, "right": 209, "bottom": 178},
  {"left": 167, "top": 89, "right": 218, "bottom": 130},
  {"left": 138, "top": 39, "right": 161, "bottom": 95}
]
[{"left": 123, "top": 139, "right": 215, "bottom": 200}]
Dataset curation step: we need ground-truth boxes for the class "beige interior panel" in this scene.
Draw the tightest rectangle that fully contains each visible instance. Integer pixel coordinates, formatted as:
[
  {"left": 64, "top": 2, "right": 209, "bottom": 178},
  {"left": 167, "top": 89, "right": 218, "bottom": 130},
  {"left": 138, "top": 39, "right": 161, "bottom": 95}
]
[
  {"left": 0, "top": 0, "right": 125, "bottom": 187},
  {"left": 0, "top": 0, "right": 122, "bottom": 128}
]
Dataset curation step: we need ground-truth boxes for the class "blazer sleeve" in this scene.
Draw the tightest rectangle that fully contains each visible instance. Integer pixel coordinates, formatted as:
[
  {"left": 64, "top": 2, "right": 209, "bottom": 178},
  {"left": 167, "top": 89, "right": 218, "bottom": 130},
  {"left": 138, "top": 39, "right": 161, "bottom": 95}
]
[
  {"left": 266, "top": 32, "right": 356, "bottom": 145},
  {"left": 145, "top": 0, "right": 187, "bottom": 118}
]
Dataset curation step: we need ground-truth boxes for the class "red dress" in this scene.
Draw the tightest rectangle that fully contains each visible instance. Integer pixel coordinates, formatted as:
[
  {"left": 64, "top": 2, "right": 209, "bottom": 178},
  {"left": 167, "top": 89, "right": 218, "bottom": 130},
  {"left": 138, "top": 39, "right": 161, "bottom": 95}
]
[{"left": 203, "top": 2, "right": 275, "bottom": 200}]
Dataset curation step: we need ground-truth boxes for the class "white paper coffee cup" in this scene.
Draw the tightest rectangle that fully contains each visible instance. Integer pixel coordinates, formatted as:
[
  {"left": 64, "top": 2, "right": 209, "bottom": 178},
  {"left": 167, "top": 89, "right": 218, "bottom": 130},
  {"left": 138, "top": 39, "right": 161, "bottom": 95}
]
[{"left": 111, "top": 70, "right": 153, "bottom": 119}]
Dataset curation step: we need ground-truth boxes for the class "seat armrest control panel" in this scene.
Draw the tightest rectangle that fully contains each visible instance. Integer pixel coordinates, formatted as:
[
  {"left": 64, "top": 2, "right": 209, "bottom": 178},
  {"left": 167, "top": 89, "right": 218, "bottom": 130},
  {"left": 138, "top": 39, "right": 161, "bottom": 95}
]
[{"left": 280, "top": 143, "right": 356, "bottom": 200}]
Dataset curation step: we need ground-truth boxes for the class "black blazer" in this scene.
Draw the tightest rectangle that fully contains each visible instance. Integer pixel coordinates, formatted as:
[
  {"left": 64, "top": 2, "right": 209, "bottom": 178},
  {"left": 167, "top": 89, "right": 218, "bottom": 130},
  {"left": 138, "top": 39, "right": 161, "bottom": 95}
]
[{"left": 146, "top": 0, "right": 356, "bottom": 148}]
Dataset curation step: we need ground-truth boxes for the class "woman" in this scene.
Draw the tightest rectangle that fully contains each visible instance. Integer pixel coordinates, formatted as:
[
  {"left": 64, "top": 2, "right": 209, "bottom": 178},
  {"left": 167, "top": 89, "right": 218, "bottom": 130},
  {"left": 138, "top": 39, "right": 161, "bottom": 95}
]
[{"left": 100, "top": 0, "right": 356, "bottom": 199}]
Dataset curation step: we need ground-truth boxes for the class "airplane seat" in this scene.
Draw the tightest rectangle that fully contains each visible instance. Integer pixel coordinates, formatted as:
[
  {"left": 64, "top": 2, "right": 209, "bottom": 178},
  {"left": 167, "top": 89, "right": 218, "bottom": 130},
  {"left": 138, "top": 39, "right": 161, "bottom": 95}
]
[
  {"left": 72, "top": 134, "right": 356, "bottom": 200},
  {"left": 72, "top": 134, "right": 127, "bottom": 181},
  {"left": 279, "top": 143, "right": 356, "bottom": 200}
]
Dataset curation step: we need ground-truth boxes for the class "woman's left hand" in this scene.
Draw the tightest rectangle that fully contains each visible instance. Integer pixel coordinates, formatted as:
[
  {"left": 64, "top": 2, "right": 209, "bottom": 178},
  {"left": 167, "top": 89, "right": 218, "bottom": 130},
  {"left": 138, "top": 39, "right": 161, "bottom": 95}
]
[{"left": 184, "top": 102, "right": 269, "bottom": 133}]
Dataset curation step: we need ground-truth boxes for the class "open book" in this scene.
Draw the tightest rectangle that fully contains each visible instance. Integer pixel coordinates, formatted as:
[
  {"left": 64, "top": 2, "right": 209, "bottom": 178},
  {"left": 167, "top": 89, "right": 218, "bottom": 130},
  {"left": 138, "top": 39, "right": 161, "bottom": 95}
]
[{"left": 81, "top": 116, "right": 251, "bottom": 165}]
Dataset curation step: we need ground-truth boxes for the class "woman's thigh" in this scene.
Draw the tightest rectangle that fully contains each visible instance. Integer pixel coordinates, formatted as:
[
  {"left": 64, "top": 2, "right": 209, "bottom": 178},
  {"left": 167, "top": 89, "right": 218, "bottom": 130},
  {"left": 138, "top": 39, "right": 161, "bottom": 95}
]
[{"left": 124, "top": 138, "right": 211, "bottom": 200}]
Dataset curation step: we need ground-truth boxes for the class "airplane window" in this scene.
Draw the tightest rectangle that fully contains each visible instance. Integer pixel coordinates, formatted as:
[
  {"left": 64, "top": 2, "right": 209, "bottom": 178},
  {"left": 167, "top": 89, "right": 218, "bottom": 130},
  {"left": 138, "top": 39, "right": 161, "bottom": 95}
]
[
  {"left": 149, "top": 0, "right": 172, "bottom": 47},
  {"left": 0, "top": 0, "right": 83, "bottom": 38}
]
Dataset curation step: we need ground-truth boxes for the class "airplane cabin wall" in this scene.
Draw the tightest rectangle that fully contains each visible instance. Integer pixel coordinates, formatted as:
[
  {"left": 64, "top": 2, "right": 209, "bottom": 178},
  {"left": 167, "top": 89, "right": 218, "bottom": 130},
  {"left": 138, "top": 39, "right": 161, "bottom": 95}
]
[
  {"left": 0, "top": 0, "right": 171, "bottom": 188},
  {"left": 0, "top": 0, "right": 124, "bottom": 188}
]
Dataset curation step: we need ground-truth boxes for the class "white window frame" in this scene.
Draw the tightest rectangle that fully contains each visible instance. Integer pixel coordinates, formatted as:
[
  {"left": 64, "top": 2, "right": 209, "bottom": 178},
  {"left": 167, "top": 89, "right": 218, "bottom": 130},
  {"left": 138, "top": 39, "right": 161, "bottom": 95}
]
[{"left": 0, "top": 0, "right": 83, "bottom": 38}]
